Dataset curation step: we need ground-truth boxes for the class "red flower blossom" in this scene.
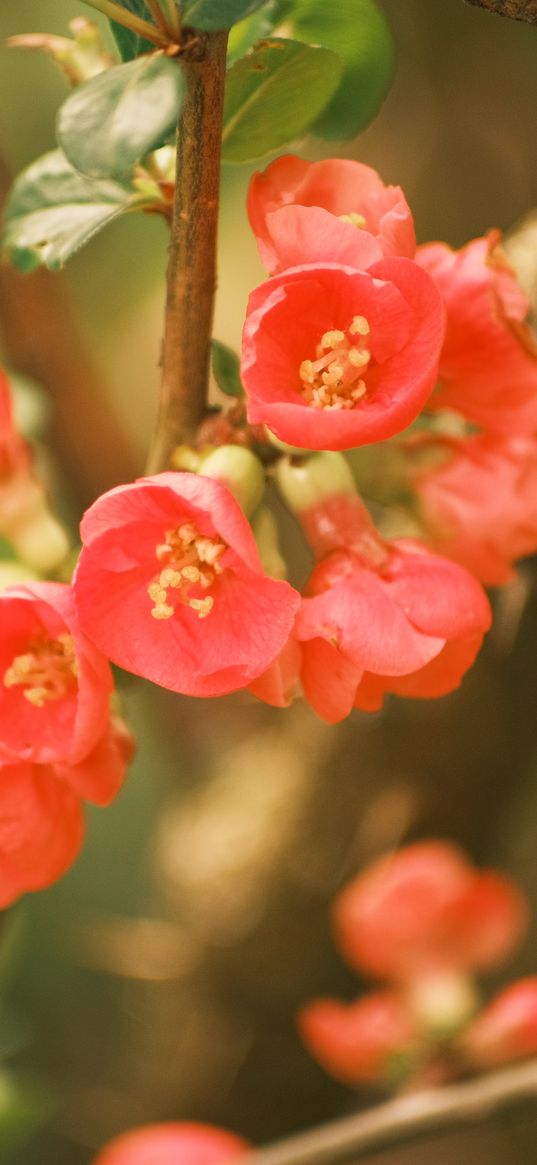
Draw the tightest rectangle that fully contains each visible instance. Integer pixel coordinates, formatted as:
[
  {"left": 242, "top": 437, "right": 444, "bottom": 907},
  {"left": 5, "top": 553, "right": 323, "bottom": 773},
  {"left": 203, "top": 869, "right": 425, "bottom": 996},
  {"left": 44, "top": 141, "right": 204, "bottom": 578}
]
[
  {"left": 91, "top": 1122, "right": 249, "bottom": 1165},
  {"left": 242, "top": 260, "right": 444, "bottom": 452},
  {"left": 463, "top": 978, "right": 537, "bottom": 1068},
  {"left": 248, "top": 155, "right": 416, "bottom": 274},
  {"left": 74, "top": 473, "right": 300, "bottom": 697},
  {"left": 0, "top": 713, "right": 132, "bottom": 907},
  {"left": 333, "top": 841, "right": 527, "bottom": 984},
  {"left": 296, "top": 541, "right": 491, "bottom": 724},
  {"left": 298, "top": 992, "right": 418, "bottom": 1086},
  {"left": 417, "top": 233, "right": 537, "bottom": 434},
  {"left": 0, "top": 758, "right": 84, "bottom": 908},
  {"left": 409, "top": 433, "right": 537, "bottom": 585},
  {"left": 0, "top": 583, "right": 113, "bottom": 765}
]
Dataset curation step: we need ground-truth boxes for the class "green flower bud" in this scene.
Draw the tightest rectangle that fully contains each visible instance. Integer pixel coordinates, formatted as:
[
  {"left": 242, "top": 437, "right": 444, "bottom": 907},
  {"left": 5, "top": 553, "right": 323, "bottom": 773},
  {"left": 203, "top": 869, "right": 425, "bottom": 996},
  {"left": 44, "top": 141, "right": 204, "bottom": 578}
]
[{"left": 200, "top": 446, "right": 265, "bottom": 517}]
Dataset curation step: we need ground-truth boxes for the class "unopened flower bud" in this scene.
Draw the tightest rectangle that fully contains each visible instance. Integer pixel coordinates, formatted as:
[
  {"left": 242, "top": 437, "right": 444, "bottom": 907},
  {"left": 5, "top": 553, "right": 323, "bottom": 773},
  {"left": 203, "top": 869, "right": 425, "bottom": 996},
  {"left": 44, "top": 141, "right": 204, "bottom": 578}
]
[
  {"left": 275, "top": 451, "right": 356, "bottom": 514},
  {"left": 409, "top": 972, "right": 479, "bottom": 1039},
  {"left": 7, "top": 493, "right": 70, "bottom": 574},
  {"left": 200, "top": 446, "right": 265, "bottom": 517}
]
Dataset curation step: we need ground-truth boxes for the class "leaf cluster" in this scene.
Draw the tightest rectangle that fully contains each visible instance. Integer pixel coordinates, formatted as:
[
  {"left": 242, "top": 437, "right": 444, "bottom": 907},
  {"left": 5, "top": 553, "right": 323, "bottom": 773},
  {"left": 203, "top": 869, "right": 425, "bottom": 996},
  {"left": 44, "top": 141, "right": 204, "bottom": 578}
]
[{"left": 2, "top": 0, "right": 395, "bottom": 271}]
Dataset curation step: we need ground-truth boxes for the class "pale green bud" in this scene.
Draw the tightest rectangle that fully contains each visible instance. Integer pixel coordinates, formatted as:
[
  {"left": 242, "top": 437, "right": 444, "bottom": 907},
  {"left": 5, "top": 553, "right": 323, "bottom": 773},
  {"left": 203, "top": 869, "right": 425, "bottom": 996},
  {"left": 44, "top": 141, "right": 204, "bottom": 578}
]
[
  {"left": 200, "top": 446, "right": 265, "bottom": 517},
  {"left": 275, "top": 451, "right": 356, "bottom": 515}
]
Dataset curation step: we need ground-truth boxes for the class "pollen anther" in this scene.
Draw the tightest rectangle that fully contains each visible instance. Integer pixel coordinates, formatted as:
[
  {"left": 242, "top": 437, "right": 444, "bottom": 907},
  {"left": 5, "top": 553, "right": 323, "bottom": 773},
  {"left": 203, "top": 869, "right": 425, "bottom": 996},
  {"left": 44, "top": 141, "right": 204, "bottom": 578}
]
[
  {"left": 148, "top": 524, "right": 226, "bottom": 622},
  {"left": 299, "top": 313, "right": 372, "bottom": 410},
  {"left": 4, "top": 632, "right": 78, "bottom": 707}
]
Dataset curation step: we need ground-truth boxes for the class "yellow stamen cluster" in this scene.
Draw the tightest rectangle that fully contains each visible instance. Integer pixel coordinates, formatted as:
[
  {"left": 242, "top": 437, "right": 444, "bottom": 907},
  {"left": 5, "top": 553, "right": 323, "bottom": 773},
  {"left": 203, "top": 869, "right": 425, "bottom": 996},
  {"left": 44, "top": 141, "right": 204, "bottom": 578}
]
[
  {"left": 148, "top": 522, "right": 226, "bottom": 621},
  {"left": 299, "top": 315, "right": 371, "bottom": 410},
  {"left": 4, "top": 632, "right": 78, "bottom": 708}
]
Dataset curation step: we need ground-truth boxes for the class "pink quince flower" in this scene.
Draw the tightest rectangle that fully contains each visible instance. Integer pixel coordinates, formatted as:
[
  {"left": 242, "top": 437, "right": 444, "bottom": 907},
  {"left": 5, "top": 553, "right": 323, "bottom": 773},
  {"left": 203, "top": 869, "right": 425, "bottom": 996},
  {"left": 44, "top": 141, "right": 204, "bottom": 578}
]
[
  {"left": 298, "top": 992, "right": 418, "bottom": 1086},
  {"left": 0, "top": 757, "right": 84, "bottom": 908},
  {"left": 74, "top": 473, "right": 300, "bottom": 697},
  {"left": 248, "top": 155, "right": 416, "bottom": 274},
  {"left": 242, "top": 260, "right": 444, "bottom": 452},
  {"left": 463, "top": 978, "right": 537, "bottom": 1068},
  {"left": 408, "top": 432, "right": 537, "bottom": 585},
  {"left": 417, "top": 232, "right": 537, "bottom": 434},
  {"left": 91, "top": 1122, "right": 249, "bottom": 1165},
  {"left": 296, "top": 539, "right": 491, "bottom": 724},
  {"left": 0, "top": 582, "right": 113, "bottom": 766},
  {"left": 333, "top": 841, "right": 528, "bottom": 985},
  {"left": 0, "top": 713, "right": 133, "bottom": 908}
]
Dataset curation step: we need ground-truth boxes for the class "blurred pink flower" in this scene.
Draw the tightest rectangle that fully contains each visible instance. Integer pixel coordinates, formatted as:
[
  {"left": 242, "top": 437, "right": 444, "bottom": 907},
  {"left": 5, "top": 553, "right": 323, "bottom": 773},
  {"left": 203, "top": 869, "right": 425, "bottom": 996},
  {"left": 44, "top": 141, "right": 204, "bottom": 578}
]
[
  {"left": 333, "top": 841, "right": 527, "bottom": 983},
  {"left": 298, "top": 992, "right": 418, "bottom": 1086},
  {"left": 464, "top": 978, "right": 537, "bottom": 1067},
  {"left": 92, "top": 1122, "right": 249, "bottom": 1165},
  {"left": 410, "top": 432, "right": 537, "bottom": 585},
  {"left": 418, "top": 233, "right": 537, "bottom": 434}
]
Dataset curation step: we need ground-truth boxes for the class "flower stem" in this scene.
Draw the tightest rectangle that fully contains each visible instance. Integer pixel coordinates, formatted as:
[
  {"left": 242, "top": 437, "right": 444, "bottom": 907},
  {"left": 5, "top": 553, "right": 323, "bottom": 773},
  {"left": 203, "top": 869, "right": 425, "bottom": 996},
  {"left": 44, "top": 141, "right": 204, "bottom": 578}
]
[
  {"left": 147, "top": 30, "right": 228, "bottom": 472},
  {"left": 81, "top": 0, "right": 168, "bottom": 45}
]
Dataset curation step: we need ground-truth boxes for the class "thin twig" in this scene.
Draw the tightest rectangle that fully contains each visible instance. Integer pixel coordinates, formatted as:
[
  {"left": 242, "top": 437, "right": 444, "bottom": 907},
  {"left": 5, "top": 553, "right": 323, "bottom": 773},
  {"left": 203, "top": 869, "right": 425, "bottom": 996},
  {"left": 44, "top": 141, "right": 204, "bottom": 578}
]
[
  {"left": 81, "top": 0, "right": 168, "bottom": 45},
  {"left": 144, "top": 0, "right": 170, "bottom": 35},
  {"left": 146, "top": 30, "right": 228, "bottom": 472},
  {"left": 465, "top": 0, "right": 537, "bottom": 22},
  {"left": 242, "top": 1059, "right": 537, "bottom": 1165}
]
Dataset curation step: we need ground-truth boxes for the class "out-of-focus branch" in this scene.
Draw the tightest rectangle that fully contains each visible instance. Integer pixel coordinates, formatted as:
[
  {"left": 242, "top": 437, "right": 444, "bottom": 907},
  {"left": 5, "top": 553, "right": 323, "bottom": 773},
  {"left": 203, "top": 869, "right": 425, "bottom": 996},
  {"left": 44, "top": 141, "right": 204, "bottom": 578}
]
[
  {"left": 465, "top": 0, "right": 537, "bottom": 22},
  {"left": 243, "top": 1059, "right": 537, "bottom": 1165},
  {"left": 0, "top": 152, "right": 139, "bottom": 509}
]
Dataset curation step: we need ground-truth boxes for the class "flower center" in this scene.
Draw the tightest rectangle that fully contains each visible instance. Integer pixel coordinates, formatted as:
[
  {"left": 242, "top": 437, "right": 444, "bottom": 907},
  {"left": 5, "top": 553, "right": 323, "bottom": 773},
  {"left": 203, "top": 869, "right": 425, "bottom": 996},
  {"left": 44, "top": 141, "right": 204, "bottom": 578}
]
[
  {"left": 299, "top": 316, "right": 371, "bottom": 410},
  {"left": 148, "top": 522, "right": 226, "bottom": 621},
  {"left": 4, "top": 633, "right": 78, "bottom": 707}
]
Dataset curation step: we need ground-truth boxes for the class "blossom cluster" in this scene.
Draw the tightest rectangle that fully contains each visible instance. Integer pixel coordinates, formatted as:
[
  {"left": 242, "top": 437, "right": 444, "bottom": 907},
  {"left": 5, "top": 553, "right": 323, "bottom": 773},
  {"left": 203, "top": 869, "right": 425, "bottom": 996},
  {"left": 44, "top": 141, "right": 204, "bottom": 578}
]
[
  {"left": 64, "top": 154, "right": 537, "bottom": 724},
  {"left": 299, "top": 840, "right": 537, "bottom": 1087},
  {"left": 2, "top": 153, "right": 537, "bottom": 901},
  {"left": 0, "top": 373, "right": 133, "bottom": 907}
]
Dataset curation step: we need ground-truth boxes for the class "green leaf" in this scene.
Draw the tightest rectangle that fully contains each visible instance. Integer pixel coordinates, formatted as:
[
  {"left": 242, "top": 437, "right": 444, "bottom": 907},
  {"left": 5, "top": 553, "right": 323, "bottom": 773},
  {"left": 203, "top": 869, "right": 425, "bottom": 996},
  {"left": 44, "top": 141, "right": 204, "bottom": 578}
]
[
  {"left": 227, "top": 2, "right": 280, "bottom": 65},
  {"left": 181, "top": 0, "right": 268, "bottom": 30},
  {"left": 2, "top": 150, "right": 132, "bottom": 272},
  {"left": 57, "top": 55, "right": 184, "bottom": 180},
  {"left": 211, "top": 340, "right": 244, "bottom": 397},
  {"left": 222, "top": 38, "right": 342, "bottom": 162},
  {"left": 289, "top": 0, "right": 395, "bottom": 139},
  {"left": 110, "top": 0, "right": 156, "bottom": 60}
]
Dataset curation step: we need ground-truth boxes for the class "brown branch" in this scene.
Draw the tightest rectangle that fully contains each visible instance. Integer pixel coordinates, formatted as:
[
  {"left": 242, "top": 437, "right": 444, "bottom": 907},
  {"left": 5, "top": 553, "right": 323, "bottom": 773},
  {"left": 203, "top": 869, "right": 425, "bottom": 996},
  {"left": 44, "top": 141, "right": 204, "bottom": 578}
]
[
  {"left": 0, "top": 153, "right": 139, "bottom": 509},
  {"left": 146, "top": 31, "right": 228, "bottom": 473},
  {"left": 242, "top": 1059, "right": 537, "bottom": 1165},
  {"left": 465, "top": 0, "right": 537, "bottom": 22}
]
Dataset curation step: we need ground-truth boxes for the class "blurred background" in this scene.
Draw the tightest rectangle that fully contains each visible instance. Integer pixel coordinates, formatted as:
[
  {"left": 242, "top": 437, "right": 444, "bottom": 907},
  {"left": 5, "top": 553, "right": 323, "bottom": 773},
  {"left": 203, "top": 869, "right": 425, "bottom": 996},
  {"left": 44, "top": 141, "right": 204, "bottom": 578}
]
[{"left": 1, "top": 1, "right": 537, "bottom": 1162}]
